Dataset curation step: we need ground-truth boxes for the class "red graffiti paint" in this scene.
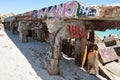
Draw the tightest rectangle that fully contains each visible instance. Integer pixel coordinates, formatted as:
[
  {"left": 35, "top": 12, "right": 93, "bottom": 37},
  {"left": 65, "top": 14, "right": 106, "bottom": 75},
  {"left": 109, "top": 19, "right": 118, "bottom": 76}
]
[{"left": 67, "top": 24, "right": 85, "bottom": 38}]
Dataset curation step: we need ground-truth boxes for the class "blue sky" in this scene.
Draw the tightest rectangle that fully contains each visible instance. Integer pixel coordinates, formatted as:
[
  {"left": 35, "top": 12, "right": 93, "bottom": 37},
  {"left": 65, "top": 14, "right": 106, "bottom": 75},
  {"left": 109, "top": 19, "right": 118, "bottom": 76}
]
[
  {"left": 0, "top": 0, "right": 120, "bottom": 14},
  {"left": 95, "top": 29, "right": 120, "bottom": 39}
]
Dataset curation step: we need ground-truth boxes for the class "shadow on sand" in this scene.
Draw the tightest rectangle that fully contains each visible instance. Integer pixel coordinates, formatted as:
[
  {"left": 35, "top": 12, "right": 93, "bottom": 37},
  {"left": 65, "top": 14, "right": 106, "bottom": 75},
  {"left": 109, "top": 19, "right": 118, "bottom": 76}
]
[{"left": 5, "top": 29, "right": 100, "bottom": 80}]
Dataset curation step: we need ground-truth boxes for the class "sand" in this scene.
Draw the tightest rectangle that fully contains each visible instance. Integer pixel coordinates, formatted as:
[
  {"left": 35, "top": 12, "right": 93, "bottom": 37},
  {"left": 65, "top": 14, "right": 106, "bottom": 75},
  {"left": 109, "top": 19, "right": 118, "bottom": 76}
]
[{"left": 0, "top": 30, "right": 103, "bottom": 80}]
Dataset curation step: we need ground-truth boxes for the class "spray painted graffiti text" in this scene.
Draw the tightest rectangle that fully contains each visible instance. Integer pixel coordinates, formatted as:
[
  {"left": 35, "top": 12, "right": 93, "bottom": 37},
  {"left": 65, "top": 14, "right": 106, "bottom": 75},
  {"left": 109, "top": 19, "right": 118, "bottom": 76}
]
[
  {"left": 67, "top": 24, "right": 85, "bottom": 38},
  {"left": 37, "top": 1, "right": 97, "bottom": 19}
]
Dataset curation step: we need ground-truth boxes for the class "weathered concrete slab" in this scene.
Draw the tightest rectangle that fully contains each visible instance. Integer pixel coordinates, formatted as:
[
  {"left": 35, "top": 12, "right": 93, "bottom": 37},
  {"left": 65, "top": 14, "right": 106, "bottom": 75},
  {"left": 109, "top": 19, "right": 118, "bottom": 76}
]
[
  {"left": 105, "top": 61, "right": 120, "bottom": 77},
  {"left": 98, "top": 47, "right": 119, "bottom": 63},
  {"left": 97, "top": 43, "right": 106, "bottom": 49},
  {"left": 114, "top": 46, "right": 120, "bottom": 56}
]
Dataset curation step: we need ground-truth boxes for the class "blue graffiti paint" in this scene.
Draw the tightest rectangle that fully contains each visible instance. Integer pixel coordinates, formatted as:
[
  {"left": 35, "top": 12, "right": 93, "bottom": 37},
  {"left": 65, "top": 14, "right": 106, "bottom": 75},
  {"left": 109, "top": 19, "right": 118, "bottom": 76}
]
[
  {"left": 36, "top": 1, "right": 97, "bottom": 19},
  {"left": 32, "top": 10, "right": 38, "bottom": 18},
  {"left": 78, "top": 4, "right": 96, "bottom": 17}
]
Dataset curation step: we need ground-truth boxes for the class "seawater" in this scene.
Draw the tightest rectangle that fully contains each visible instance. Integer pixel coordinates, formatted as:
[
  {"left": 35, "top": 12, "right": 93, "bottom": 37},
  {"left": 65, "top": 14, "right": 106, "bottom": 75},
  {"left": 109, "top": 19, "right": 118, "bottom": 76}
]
[{"left": 95, "top": 29, "right": 120, "bottom": 40}]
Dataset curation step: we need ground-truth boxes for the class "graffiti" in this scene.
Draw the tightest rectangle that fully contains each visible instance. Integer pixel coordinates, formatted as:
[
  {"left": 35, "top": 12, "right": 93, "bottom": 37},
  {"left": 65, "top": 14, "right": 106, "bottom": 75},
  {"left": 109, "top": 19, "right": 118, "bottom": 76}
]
[
  {"left": 37, "top": 1, "right": 78, "bottom": 18},
  {"left": 67, "top": 24, "right": 85, "bottom": 38},
  {"left": 63, "top": 2, "right": 78, "bottom": 18},
  {"left": 37, "top": 1, "right": 97, "bottom": 19},
  {"left": 78, "top": 5, "right": 96, "bottom": 16},
  {"left": 32, "top": 10, "right": 38, "bottom": 18}
]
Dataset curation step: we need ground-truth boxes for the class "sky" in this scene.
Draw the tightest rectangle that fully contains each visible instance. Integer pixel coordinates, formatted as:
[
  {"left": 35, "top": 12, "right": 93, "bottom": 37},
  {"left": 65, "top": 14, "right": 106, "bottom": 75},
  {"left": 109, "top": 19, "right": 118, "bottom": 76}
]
[
  {"left": 0, "top": 0, "right": 120, "bottom": 14},
  {"left": 95, "top": 29, "right": 120, "bottom": 39}
]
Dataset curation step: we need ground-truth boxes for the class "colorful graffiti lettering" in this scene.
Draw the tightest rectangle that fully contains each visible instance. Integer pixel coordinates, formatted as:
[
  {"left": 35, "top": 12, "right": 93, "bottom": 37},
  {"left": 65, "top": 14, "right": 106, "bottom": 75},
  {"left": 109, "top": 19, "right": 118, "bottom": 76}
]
[
  {"left": 37, "top": 1, "right": 78, "bottom": 18},
  {"left": 63, "top": 2, "right": 78, "bottom": 18},
  {"left": 37, "top": 1, "right": 97, "bottom": 19},
  {"left": 78, "top": 5, "right": 96, "bottom": 16},
  {"left": 67, "top": 24, "right": 85, "bottom": 38}
]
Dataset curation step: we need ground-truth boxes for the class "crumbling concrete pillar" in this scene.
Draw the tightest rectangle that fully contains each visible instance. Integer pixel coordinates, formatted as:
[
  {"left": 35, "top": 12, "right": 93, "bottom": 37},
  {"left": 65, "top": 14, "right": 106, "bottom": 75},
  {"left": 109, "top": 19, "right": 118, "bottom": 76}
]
[
  {"left": 18, "top": 21, "right": 28, "bottom": 43},
  {"left": 47, "top": 32, "right": 61, "bottom": 75}
]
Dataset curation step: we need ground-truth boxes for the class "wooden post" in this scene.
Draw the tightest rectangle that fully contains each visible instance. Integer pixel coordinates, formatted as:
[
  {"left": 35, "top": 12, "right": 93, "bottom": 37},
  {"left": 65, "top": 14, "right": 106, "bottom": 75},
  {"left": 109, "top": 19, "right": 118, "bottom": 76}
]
[
  {"left": 81, "top": 31, "right": 88, "bottom": 67},
  {"left": 81, "top": 45, "right": 87, "bottom": 67},
  {"left": 74, "top": 38, "right": 82, "bottom": 66}
]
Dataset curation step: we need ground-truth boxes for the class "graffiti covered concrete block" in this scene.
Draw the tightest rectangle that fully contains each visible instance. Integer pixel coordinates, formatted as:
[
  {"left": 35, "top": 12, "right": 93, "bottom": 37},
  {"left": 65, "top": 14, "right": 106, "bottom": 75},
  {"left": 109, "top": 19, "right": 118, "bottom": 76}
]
[{"left": 37, "top": 1, "right": 97, "bottom": 19}]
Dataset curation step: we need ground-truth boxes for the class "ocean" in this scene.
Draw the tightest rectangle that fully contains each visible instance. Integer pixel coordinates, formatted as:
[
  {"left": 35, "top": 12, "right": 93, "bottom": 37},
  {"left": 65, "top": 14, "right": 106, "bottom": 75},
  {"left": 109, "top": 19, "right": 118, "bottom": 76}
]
[{"left": 95, "top": 29, "right": 120, "bottom": 40}]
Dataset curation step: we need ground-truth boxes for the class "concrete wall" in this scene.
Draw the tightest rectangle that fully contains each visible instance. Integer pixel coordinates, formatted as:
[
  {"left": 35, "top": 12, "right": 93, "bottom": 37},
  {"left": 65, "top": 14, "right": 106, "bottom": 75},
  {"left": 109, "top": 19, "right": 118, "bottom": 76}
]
[{"left": 44, "top": 19, "right": 87, "bottom": 74}]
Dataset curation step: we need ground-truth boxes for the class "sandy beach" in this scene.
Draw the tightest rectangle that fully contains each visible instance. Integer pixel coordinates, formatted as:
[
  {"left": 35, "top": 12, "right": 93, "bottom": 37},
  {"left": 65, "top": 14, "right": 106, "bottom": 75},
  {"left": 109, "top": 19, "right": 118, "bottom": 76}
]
[
  {"left": 0, "top": 0, "right": 120, "bottom": 80},
  {"left": 0, "top": 29, "right": 103, "bottom": 80}
]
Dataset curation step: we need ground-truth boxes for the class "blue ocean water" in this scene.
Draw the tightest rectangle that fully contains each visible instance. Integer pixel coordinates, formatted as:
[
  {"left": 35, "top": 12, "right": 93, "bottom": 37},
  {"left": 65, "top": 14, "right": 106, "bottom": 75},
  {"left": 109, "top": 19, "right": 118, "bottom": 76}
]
[{"left": 95, "top": 29, "right": 120, "bottom": 40}]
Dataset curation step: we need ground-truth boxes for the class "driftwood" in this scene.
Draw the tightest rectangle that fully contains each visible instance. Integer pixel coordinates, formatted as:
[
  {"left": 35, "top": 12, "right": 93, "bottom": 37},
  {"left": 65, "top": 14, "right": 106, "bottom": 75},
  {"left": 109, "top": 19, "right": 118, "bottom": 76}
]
[
  {"left": 87, "top": 49, "right": 99, "bottom": 75},
  {"left": 81, "top": 45, "right": 87, "bottom": 67}
]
